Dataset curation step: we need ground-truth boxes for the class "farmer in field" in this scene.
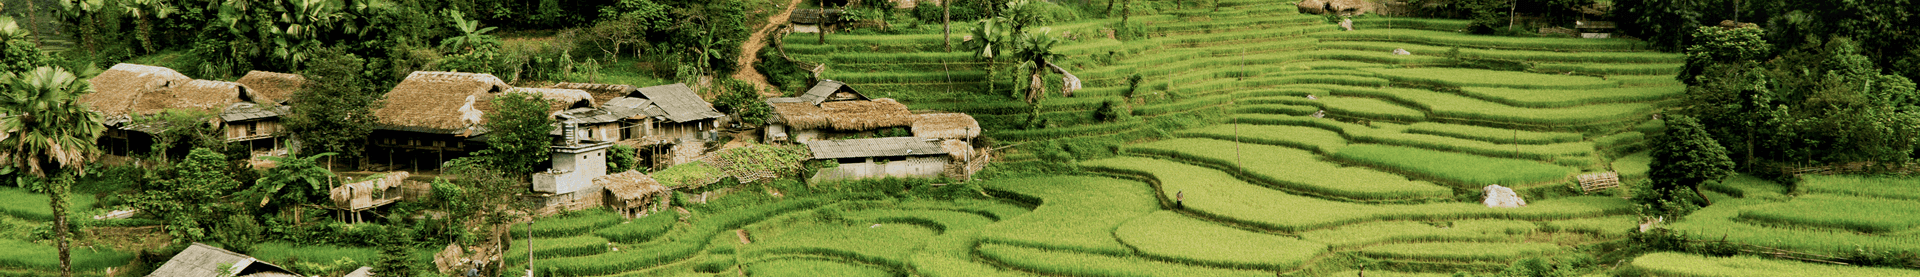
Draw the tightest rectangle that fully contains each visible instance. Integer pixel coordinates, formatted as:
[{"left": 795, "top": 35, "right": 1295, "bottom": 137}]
[{"left": 1176, "top": 191, "right": 1185, "bottom": 209}]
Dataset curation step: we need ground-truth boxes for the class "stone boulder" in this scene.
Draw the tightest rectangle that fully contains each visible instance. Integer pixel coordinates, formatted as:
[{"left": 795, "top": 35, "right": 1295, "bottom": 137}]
[
  {"left": 1297, "top": 0, "right": 1374, "bottom": 15},
  {"left": 1392, "top": 48, "right": 1411, "bottom": 55},
  {"left": 1482, "top": 185, "right": 1526, "bottom": 208}
]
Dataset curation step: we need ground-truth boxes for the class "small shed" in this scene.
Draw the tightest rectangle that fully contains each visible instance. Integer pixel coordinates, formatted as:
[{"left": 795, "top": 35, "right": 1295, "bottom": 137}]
[
  {"left": 790, "top": 8, "right": 847, "bottom": 33},
  {"left": 330, "top": 171, "right": 411, "bottom": 223},
  {"left": 598, "top": 170, "right": 671, "bottom": 218},
  {"left": 1575, "top": 20, "right": 1616, "bottom": 39},
  {"left": 147, "top": 243, "right": 301, "bottom": 277},
  {"left": 806, "top": 137, "right": 952, "bottom": 181}
]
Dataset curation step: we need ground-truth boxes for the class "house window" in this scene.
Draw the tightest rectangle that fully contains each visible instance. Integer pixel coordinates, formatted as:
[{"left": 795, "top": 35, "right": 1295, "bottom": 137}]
[
  {"left": 245, "top": 123, "right": 256, "bottom": 136},
  {"left": 836, "top": 157, "right": 864, "bottom": 164}
]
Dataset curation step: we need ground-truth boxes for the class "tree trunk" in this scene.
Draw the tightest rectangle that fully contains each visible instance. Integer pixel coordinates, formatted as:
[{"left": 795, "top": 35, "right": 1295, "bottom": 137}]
[
  {"left": 1691, "top": 185, "right": 1712, "bottom": 207},
  {"left": 50, "top": 177, "right": 71, "bottom": 277},
  {"left": 943, "top": 1, "right": 951, "bottom": 52},
  {"left": 817, "top": 1, "right": 826, "bottom": 44}
]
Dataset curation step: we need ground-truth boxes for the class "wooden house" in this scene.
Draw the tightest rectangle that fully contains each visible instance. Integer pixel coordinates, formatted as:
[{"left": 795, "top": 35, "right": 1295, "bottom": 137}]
[
  {"left": 368, "top": 71, "right": 596, "bottom": 171},
  {"left": 147, "top": 243, "right": 301, "bottom": 277},
  {"left": 790, "top": 8, "right": 846, "bottom": 33},
  {"left": 805, "top": 137, "right": 952, "bottom": 181},
  {"left": 329, "top": 171, "right": 411, "bottom": 224},
  {"left": 549, "top": 83, "right": 724, "bottom": 168},
  {"left": 82, "top": 64, "right": 291, "bottom": 157},
  {"left": 764, "top": 81, "right": 915, "bottom": 143},
  {"left": 82, "top": 63, "right": 190, "bottom": 155}
]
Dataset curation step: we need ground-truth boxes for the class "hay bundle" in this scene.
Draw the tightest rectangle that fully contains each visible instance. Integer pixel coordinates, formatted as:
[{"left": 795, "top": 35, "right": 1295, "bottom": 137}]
[
  {"left": 911, "top": 113, "right": 981, "bottom": 139},
  {"left": 374, "top": 71, "right": 511, "bottom": 132},
  {"left": 819, "top": 98, "right": 913, "bottom": 131},
  {"left": 81, "top": 64, "right": 192, "bottom": 118},
  {"left": 235, "top": 70, "right": 306, "bottom": 104}
]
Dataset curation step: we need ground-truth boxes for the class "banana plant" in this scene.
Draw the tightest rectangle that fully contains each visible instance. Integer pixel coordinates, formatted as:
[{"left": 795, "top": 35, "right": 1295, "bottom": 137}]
[
  {"left": 962, "top": 17, "right": 1011, "bottom": 97},
  {"left": 442, "top": 9, "right": 498, "bottom": 54},
  {"left": 688, "top": 23, "right": 731, "bottom": 82},
  {"left": 0, "top": 16, "right": 28, "bottom": 42},
  {"left": 55, "top": 0, "right": 106, "bottom": 52}
]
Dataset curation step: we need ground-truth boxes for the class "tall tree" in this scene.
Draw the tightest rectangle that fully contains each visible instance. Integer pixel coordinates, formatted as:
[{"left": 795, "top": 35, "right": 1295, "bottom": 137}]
[
  {"left": 116, "top": 0, "right": 176, "bottom": 54},
  {"left": 480, "top": 91, "right": 556, "bottom": 176},
  {"left": 287, "top": 47, "right": 382, "bottom": 169},
  {"left": 137, "top": 148, "right": 242, "bottom": 245},
  {"left": 0, "top": 66, "right": 107, "bottom": 277},
  {"left": 1679, "top": 26, "right": 1771, "bottom": 85},
  {"left": 1647, "top": 115, "right": 1734, "bottom": 206}
]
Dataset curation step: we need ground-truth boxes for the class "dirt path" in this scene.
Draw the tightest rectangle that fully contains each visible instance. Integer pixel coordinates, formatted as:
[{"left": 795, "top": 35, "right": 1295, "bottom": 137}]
[{"left": 733, "top": 0, "right": 807, "bottom": 97}]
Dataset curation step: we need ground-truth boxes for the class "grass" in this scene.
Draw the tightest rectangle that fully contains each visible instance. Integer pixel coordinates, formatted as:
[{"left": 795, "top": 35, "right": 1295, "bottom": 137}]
[
  {"left": 1736, "top": 194, "right": 1920, "bottom": 233},
  {"left": 842, "top": 209, "right": 995, "bottom": 233},
  {"left": 514, "top": 209, "right": 623, "bottom": 239},
  {"left": 1331, "top": 144, "right": 1578, "bottom": 187},
  {"left": 1310, "top": 29, "right": 1648, "bottom": 52},
  {"left": 1405, "top": 122, "right": 1583, "bottom": 144},
  {"left": 977, "top": 176, "right": 1160, "bottom": 255},
  {"left": 252, "top": 242, "right": 380, "bottom": 267},
  {"left": 505, "top": 236, "right": 612, "bottom": 266},
  {"left": 1358, "top": 242, "right": 1562, "bottom": 262},
  {"left": 909, "top": 230, "right": 1035, "bottom": 277},
  {"left": 1612, "top": 151, "right": 1652, "bottom": 179},
  {"left": 1317, "top": 41, "right": 1683, "bottom": 63},
  {"left": 1114, "top": 211, "right": 1327, "bottom": 270},
  {"left": 745, "top": 257, "right": 895, "bottom": 277},
  {"left": 1799, "top": 175, "right": 1920, "bottom": 200},
  {"left": 0, "top": 239, "right": 133, "bottom": 272},
  {"left": 1701, "top": 174, "right": 1789, "bottom": 200},
  {"left": 1361, "top": 68, "right": 1620, "bottom": 90},
  {"left": 1297, "top": 220, "right": 1539, "bottom": 248},
  {"left": 1667, "top": 198, "right": 1920, "bottom": 255},
  {"left": 1242, "top": 95, "right": 1429, "bottom": 122},
  {"left": 1630, "top": 252, "right": 1920, "bottom": 277},
  {"left": 1176, "top": 124, "right": 1349, "bottom": 154},
  {"left": 746, "top": 222, "right": 939, "bottom": 268},
  {"left": 1298, "top": 85, "right": 1655, "bottom": 127},
  {"left": 1348, "top": 131, "right": 1597, "bottom": 162},
  {"left": 539, "top": 197, "right": 835, "bottom": 276},
  {"left": 1540, "top": 215, "right": 1638, "bottom": 237},
  {"left": 975, "top": 243, "right": 1272, "bottom": 277},
  {"left": 1081, "top": 157, "right": 1632, "bottom": 232},
  {"left": 1127, "top": 138, "right": 1454, "bottom": 201},
  {"left": 594, "top": 212, "right": 680, "bottom": 243},
  {"left": 0, "top": 187, "right": 100, "bottom": 221},
  {"left": 1456, "top": 86, "right": 1685, "bottom": 109}
]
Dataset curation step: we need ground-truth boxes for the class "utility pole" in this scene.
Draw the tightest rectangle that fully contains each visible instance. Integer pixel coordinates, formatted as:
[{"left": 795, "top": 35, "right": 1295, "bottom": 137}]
[
  {"left": 943, "top": 0, "right": 951, "bottom": 52},
  {"left": 526, "top": 219, "right": 535, "bottom": 277}
]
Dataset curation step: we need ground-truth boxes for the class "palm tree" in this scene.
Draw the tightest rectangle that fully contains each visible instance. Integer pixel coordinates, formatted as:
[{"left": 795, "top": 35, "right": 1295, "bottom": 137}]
[
  {"left": 1011, "top": 30, "right": 1079, "bottom": 104},
  {"left": 273, "top": 0, "right": 336, "bottom": 70},
  {"left": 442, "top": 8, "right": 497, "bottom": 54},
  {"left": 0, "top": 66, "right": 107, "bottom": 277}
]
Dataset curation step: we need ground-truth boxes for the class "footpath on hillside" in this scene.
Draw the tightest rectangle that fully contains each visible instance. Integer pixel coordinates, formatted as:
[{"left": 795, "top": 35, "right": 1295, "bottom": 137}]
[{"left": 733, "top": 0, "right": 806, "bottom": 96}]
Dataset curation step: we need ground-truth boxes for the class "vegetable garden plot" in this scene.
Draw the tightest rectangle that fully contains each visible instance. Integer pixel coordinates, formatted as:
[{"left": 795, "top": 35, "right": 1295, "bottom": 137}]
[
  {"left": 1115, "top": 211, "right": 1328, "bottom": 270},
  {"left": 1361, "top": 68, "right": 1620, "bottom": 90},
  {"left": 975, "top": 243, "right": 1274, "bottom": 277},
  {"left": 1631, "top": 252, "right": 1920, "bottom": 277},
  {"left": 1127, "top": 138, "right": 1454, "bottom": 201},
  {"left": 1298, "top": 220, "right": 1538, "bottom": 248},
  {"left": 1358, "top": 242, "right": 1562, "bottom": 263},
  {"left": 1736, "top": 194, "right": 1920, "bottom": 233},
  {"left": 1455, "top": 86, "right": 1685, "bottom": 108},
  {"left": 977, "top": 176, "right": 1159, "bottom": 255},
  {"left": 1332, "top": 144, "right": 1577, "bottom": 187},
  {"left": 1080, "top": 157, "right": 1631, "bottom": 232}
]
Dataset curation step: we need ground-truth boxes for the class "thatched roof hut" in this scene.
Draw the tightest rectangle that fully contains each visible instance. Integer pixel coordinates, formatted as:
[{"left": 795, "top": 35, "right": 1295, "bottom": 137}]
[
  {"left": 769, "top": 98, "right": 914, "bottom": 131},
  {"left": 507, "top": 87, "right": 596, "bottom": 115},
  {"left": 597, "top": 170, "right": 670, "bottom": 209},
  {"left": 329, "top": 171, "right": 410, "bottom": 210},
  {"left": 82, "top": 63, "right": 192, "bottom": 121},
  {"left": 235, "top": 70, "right": 305, "bottom": 105},
  {"left": 547, "top": 82, "right": 638, "bottom": 108},
  {"left": 147, "top": 243, "right": 300, "bottom": 277},
  {"left": 374, "top": 71, "right": 511, "bottom": 134},
  {"left": 135, "top": 79, "right": 250, "bottom": 116},
  {"left": 911, "top": 113, "right": 980, "bottom": 139},
  {"left": 805, "top": 137, "right": 949, "bottom": 160}
]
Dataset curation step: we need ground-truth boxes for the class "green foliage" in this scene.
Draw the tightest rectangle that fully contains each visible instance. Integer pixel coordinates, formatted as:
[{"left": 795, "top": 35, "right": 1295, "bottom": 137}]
[
  {"left": 513, "top": 209, "right": 623, "bottom": 239},
  {"left": 1736, "top": 194, "right": 1920, "bottom": 233},
  {"left": 1646, "top": 115, "right": 1732, "bottom": 208},
  {"left": 1631, "top": 252, "right": 1920, "bottom": 277},
  {"left": 505, "top": 236, "right": 611, "bottom": 266},
  {"left": 1359, "top": 242, "right": 1562, "bottom": 262},
  {"left": 441, "top": 9, "right": 501, "bottom": 54},
  {"left": 136, "top": 148, "right": 241, "bottom": 244},
  {"left": 712, "top": 78, "right": 770, "bottom": 126},
  {"left": 1799, "top": 175, "right": 1920, "bottom": 201},
  {"left": 481, "top": 91, "right": 558, "bottom": 175},
  {"left": 607, "top": 144, "right": 638, "bottom": 173},
  {"left": 651, "top": 161, "right": 723, "bottom": 187},
  {"left": 244, "top": 152, "right": 337, "bottom": 214},
  {"left": 0, "top": 187, "right": 98, "bottom": 222},
  {"left": 0, "top": 17, "right": 52, "bottom": 73},
  {"left": 288, "top": 47, "right": 380, "bottom": 166},
  {"left": 1115, "top": 211, "right": 1326, "bottom": 270},
  {"left": 376, "top": 227, "right": 417, "bottom": 277},
  {"left": 1332, "top": 144, "right": 1577, "bottom": 187},
  {"left": 976, "top": 176, "right": 1157, "bottom": 255},
  {"left": 1679, "top": 26, "right": 1771, "bottom": 85}
]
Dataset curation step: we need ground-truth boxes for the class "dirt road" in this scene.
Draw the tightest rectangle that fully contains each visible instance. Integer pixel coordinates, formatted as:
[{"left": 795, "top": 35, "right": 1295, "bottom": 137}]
[{"left": 732, "top": 0, "right": 807, "bottom": 97}]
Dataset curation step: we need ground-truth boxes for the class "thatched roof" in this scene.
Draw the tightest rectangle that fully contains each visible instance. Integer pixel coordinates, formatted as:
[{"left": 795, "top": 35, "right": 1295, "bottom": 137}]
[
  {"left": 597, "top": 170, "right": 670, "bottom": 207},
  {"left": 911, "top": 113, "right": 980, "bottom": 139},
  {"left": 235, "top": 70, "right": 305, "bottom": 104},
  {"left": 507, "top": 87, "right": 596, "bottom": 115},
  {"left": 147, "top": 243, "right": 299, "bottom": 277},
  {"left": 547, "top": 82, "right": 638, "bottom": 108},
  {"left": 634, "top": 83, "right": 724, "bottom": 123},
  {"left": 940, "top": 139, "right": 973, "bottom": 160},
  {"left": 220, "top": 102, "right": 289, "bottom": 122},
  {"left": 135, "top": 79, "right": 249, "bottom": 116},
  {"left": 82, "top": 63, "right": 191, "bottom": 120},
  {"left": 791, "top": 8, "right": 845, "bottom": 24},
  {"left": 806, "top": 137, "right": 948, "bottom": 160},
  {"left": 799, "top": 80, "right": 868, "bottom": 105},
  {"left": 769, "top": 98, "right": 914, "bottom": 131},
  {"left": 374, "top": 71, "right": 511, "bottom": 134}
]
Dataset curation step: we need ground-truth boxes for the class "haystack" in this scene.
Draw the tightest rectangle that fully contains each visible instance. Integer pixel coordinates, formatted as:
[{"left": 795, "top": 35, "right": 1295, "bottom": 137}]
[
  {"left": 911, "top": 113, "right": 981, "bottom": 139},
  {"left": 81, "top": 63, "right": 191, "bottom": 119},
  {"left": 374, "top": 71, "right": 511, "bottom": 133},
  {"left": 235, "top": 70, "right": 306, "bottom": 104},
  {"left": 135, "top": 79, "right": 248, "bottom": 116}
]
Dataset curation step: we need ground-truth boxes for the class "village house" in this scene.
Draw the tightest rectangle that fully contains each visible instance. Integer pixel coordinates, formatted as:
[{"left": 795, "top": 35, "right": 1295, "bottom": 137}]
[
  {"left": 81, "top": 64, "right": 292, "bottom": 157},
  {"left": 548, "top": 82, "right": 726, "bottom": 168},
  {"left": 366, "top": 72, "right": 595, "bottom": 171},
  {"left": 765, "top": 81, "right": 991, "bottom": 181},
  {"left": 764, "top": 80, "right": 916, "bottom": 143},
  {"left": 147, "top": 243, "right": 302, "bottom": 277}
]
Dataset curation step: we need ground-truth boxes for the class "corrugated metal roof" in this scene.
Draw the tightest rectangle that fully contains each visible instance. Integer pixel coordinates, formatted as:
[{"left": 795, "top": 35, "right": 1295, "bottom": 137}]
[
  {"left": 634, "top": 83, "right": 724, "bottom": 123},
  {"left": 805, "top": 137, "right": 949, "bottom": 160},
  {"left": 147, "top": 243, "right": 300, "bottom": 277}
]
